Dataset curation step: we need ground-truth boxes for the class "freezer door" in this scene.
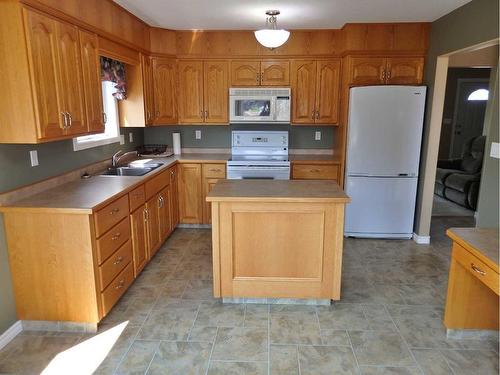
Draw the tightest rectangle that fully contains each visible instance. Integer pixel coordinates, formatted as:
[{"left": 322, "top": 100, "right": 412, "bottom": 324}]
[
  {"left": 346, "top": 86, "right": 426, "bottom": 176},
  {"left": 344, "top": 176, "right": 418, "bottom": 238}
]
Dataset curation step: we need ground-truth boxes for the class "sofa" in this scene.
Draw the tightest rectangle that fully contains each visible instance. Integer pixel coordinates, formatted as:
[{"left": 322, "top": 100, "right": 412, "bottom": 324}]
[{"left": 435, "top": 135, "right": 486, "bottom": 210}]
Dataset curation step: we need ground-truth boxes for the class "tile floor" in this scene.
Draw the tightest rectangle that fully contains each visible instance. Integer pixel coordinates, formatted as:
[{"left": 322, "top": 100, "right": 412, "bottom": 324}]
[{"left": 0, "top": 216, "right": 498, "bottom": 374}]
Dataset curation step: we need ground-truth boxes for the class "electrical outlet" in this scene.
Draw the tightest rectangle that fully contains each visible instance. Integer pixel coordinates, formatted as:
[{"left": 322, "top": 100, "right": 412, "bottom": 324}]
[
  {"left": 29, "top": 150, "right": 39, "bottom": 167},
  {"left": 120, "top": 135, "right": 125, "bottom": 145},
  {"left": 195, "top": 130, "right": 202, "bottom": 140},
  {"left": 315, "top": 131, "right": 321, "bottom": 141},
  {"left": 129, "top": 133, "right": 134, "bottom": 143},
  {"left": 490, "top": 142, "right": 500, "bottom": 159}
]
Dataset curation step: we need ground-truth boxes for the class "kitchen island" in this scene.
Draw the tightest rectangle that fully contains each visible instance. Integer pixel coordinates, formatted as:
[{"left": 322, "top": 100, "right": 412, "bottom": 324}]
[{"left": 207, "top": 179, "right": 350, "bottom": 302}]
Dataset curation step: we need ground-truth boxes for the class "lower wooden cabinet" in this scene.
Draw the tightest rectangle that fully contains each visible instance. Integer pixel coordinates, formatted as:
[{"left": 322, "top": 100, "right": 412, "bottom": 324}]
[
  {"left": 202, "top": 163, "right": 226, "bottom": 224},
  {"left": 130, "top": 205, "right": 149, "bottom": 276},
  {"left": 169, "top": 166, "right": 180, "bottom": 228},
  {"left": 178, "top": 163, "right": 203, "bottom": 224}
]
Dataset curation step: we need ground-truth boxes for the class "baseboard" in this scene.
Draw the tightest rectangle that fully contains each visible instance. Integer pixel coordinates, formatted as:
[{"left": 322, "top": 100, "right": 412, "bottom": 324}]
[
  {"left": 0, "top": 321, "right": 22, "bottom": 351},
  {"left": 413, "top": 233, "right": 431, "bottom": 244}
]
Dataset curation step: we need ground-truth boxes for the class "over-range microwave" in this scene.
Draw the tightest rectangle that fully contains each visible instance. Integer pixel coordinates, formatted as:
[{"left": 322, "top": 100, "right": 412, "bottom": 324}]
[{"left": 229, "top": 87, "right": 291, "bottom": 123}]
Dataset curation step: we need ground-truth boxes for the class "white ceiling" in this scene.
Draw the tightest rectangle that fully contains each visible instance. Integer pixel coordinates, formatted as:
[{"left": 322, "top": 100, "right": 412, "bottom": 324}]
[{"left": 114, "top": 0, "right": 472, "bottom": 30}]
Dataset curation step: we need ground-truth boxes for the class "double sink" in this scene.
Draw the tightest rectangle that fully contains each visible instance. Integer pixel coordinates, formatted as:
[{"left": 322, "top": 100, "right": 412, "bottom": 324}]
[{"left": 101, "top": 162, "right": 163, "bottom": 177}]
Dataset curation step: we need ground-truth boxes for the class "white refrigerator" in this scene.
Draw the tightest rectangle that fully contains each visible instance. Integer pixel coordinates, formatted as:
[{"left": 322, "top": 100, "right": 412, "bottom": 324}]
[{"left": 344, "top": 86, "right": 426, "bottom": 239}]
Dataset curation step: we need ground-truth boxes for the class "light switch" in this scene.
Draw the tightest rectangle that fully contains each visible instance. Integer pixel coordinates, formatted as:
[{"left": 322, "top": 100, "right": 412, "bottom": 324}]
[
  {"left": 129, "top": 133, "right": 134, "bottom": 143},
  {"left": 195, "top": 130, "right": 202, "bottom": 140},
  {"left": 315, "top": 131, "right": 321, "bottom": 141},
  {"left": 29, "top": 150, "right": 39, "bottom": 167},
  {"left": 120, "top": 135, "right": 125, "bottom": 145},
  {"left": 490, "top": 142, "right": 500, "bottom": 159}
]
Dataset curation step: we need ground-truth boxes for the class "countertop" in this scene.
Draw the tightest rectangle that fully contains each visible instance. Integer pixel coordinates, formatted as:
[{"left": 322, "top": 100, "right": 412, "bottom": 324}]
[
  {"left": 206, "top": 180, "right": 350, "bottom": 203},
  {"left": 0, "top": 153, "right": 340, "bottom": 214},
  {"left": 447, "top": 227, "right": 499, "bottom": 272}
]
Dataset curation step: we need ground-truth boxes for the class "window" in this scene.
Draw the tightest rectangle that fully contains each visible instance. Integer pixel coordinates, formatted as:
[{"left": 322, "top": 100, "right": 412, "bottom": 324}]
[
  {"left": 467, "top": 88, "right": 489, "bottom": 101},
  {"left": 73, "top": 81, "right": 121, "bottom": 151}
]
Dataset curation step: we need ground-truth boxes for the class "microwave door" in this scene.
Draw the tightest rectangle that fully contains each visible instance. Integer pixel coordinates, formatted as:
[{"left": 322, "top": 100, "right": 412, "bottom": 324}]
[{"left": 231, "top": 96, "right": 273, "bottom": 122}]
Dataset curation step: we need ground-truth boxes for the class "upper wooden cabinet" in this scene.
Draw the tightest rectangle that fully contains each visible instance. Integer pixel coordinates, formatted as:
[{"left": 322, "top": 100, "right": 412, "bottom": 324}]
[
  {"left": 152, "top": 57, "right": 177, "bottom": 124},
  {"left": 0, "top": 5, "right": 103, "bottom": 143},
  {"left": 141, "top": 54, "right": 155, "bottom": 125},
  {"left": 231, "top": 60, "right": 290, "bottom": 86},
  {"left": 347, "top": 56, "right": 424, "bottom": 85},
  {"left": 291, "top": 59, "right": 340, "bottom": 125},
  {"left": 178, "top": 60, "right": 229, "bottom": 124}
]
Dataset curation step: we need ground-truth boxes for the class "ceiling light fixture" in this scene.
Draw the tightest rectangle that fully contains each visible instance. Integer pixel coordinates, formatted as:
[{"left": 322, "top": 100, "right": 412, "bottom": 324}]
[{"left": 254, "top": 10, "right": 290, "bottom": 49}]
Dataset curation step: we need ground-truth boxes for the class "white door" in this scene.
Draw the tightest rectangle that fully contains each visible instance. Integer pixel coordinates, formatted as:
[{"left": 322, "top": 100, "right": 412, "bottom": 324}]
[
  {"left": 344, "top": 176, "right": 418, "bottom": 238},
  {"left": 346, "top": 86, "right": 426, "bottom": 176}
]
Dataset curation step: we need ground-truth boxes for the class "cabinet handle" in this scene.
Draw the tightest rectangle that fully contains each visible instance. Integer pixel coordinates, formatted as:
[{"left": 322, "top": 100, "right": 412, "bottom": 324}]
[
  {"left": 110, "top": 208, "right": 120, "bottom": 215},
  {"left": 210, "top": 168, "right": 221, "bottom": 172},
  {"left": 67, "top": 112, "right": 73, "bottom": 127},
  {"left": 471, "top": 263, "right": 486, "bottom": 276},
  {"left": 387, "top": 69, "right": 391, "bottom": 80},
  {"left": 381, "top": 70, "right": 387, "bottom": 82},
  {"left": 102, "top": 112, "right": 107, "bottom": 124},
  {"left": 111, "top": 233, "right": 121, "bottom": 241},
  {"left": 158, "top": 195, "right": 163, "bottom": 207},
  {"left": 156, "top": 110, "right": 160, "bottom": 117},
  {"left": 146, "top": 111, "right": 151, "bottom": 121},
  {"left": 256, "top": 73, "right": 260, "bottom": 83},
  {"left": 115, "top": 279, "right": 125, "bottom": 289},
  {"left": 113, "top": 256, "right": 124, "bottom": 265},
  {"left": 143, "top": 208, "right": 149, "bottom": 222},
  {"left": 311, "top": 111, "right": 315, "bottom": 120},
  {"left": 204, "top": 110, "right": 208, "bottom": 119},
  {"left": 61, "top": 112, "right": 68, "bottom": 129},
  {"left": 315, "top": 111, "right": 320, "bottom": 120}
]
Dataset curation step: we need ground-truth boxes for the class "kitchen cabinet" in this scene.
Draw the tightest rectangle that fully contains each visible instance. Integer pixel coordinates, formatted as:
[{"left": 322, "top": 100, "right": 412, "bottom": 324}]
[
  {"left": 178, "top": 60, "right": 229, "bottom": 124},
  {"left": 348, "top": 56, "right": 424, "bottom": 85},
  {"left": 231, "top": 60, "right": 290, "bottom": 86},
  {"left": 202, "top": 163, "right": 226, "bottom": 224},
  {"left": 130, "top": 204, "right": 149, "bottom": 276},
  {"left": 292, "top": 163, "right": 340, "bottom": 181},
  {"left": 158, "top": 185, "right": 173, "bottom": 241},
  {"left": 152, "top": 57, "right": 177, "bottom": 124},
  {"left": 178, "top": 163, "right": 203, "bottom": 223},
  {"left": 291, "top": 59, "right": 340, "bottom": 125},
  {"left": 142, "top": 54, "right": 155, "bottom": 125},
  {"left": 169, "top": 166, "right": 180, "bottom": 229}
]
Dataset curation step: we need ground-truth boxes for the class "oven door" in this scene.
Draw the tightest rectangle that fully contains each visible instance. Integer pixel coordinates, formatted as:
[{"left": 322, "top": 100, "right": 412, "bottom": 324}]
[
  {"left": 227, "top": 165, "right": 290, "bottom": 180},
  {"left": 230, "top": 96, "right": 275, "bottom": 123}
]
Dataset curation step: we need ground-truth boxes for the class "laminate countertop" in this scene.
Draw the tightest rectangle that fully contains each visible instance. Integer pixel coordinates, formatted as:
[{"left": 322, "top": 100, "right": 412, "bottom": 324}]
[
  {"left": 447, "top": 227, "right": 499, "bottom": 272},
  {"left": 206, "top": 179, "right": 350, "bottom": 203}
]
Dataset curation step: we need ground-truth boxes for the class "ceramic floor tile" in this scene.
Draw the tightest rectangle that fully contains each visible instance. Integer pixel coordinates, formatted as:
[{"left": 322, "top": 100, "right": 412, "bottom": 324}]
[
  {"left": 439, "top": 349, "right": 499, "bottom": 375},
  {"left": 194, "top": 301, "right": 245, "bottom": 327},
  {"left": 270, "top": 319, "right": 322, "bottom": 345},
  {"left": 115, "top": 340, "right": 159, "bottom": 375},
  {"left": 359, "top": 366, "right": 422, "bottom": 374},
  {"left": 244, "top": 304, "right": 269, "bottom": 327},
  {"left": 270, "top": 345, "right": 299, "bottom": 375},
  {"left": 270, "top": 305, "right": 318, "bottom": 326},
  {"left": 349, "top": 330, "right": 415, "bottom": 367},
  {"left": 158, "top": 279, "right": 188, "bottom": 298},
  {"left": 211, "top": 327, "right": 268, "bottom": 361},
  {"left": 317, "top": 303, "right": 370, "bottom": 330},
  {"left": 207, "top": 361, "right": 268, "bottom": 375},
  {"left": 188, "top": 326, "right": 218, "bottom": 343},
  {"left": 361, "top": 304, "right": 398, "bottom": 331},
  {"left": 147, "top": 341, "right": 212, "bottom": 375},
  {"left": 320, "top": 329, "right": 351, "bottom": 346},
  {"left": 411, "top": 349, "right": 454, "bottom": 375},
  {"left": 182, "top": 279, "right": 214, "bottom": 300},
  {"left": 298, "top": 345, "right": 359, "bottom": 375}
]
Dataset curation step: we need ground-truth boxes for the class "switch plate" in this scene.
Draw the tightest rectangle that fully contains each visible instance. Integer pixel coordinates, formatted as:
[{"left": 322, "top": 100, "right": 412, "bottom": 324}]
[
  {"left": 29, "top": 150, "right": 39, "bottom": 167},
  {"left": 120, "top": 135, "right": 125, "bottom": 145},
  {"left": 315, "top": 131, "right": 321, "bottom": 141},
  {"left": 490, "top": 142, "right": 500, "bottom": 159},
  {"left": 129, "top": 133, "right": 134, "bottom": 143},
  {"left": 195, "top": 130, "right": 202, "bottom": 140}
]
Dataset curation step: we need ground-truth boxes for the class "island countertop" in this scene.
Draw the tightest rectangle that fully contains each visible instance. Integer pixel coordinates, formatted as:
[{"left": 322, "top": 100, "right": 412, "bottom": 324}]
[{"left": 206, "top": 179, "right": 350, "bottom": 203}]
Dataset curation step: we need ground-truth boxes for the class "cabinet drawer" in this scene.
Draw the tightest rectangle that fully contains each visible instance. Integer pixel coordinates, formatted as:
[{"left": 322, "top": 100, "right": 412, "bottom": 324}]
[
  {"left": 453, "top": 243, "right": 499, "bottom": 295},
  {"left": 96, "top": 217, "right": 131, "bottom": 264},
  {"left": 203, "top": 163, "right": 226, "bottom": 178},
  {"left": 292, "top": 164, "right": 339, "bottom": 180},
  {"left": 101, "top": 262, "right": 134, "bottom": 316},
  {"left": 99, "top": 240, "right": 133, "bottom": 291},
  {"left": 94, "top": 195, "right": 129, "bottom": 237},
  {"left": 145, "top": 170, "right": 169, "bottom": 200},
  {"left": 129, "top": 185, "right": 146, "bottom": 212}
]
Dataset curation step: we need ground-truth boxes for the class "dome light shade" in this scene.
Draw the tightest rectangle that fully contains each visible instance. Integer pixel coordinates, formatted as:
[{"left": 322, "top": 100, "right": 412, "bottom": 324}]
[
  {"left": 254, "top": 29, "right": 290, "bottom": 49},
  {"left": 467, "top": 89, "right": 489, "bottom": 101},
  {"left": 254, "top": 10, "right": 290, "bottom": 49}
]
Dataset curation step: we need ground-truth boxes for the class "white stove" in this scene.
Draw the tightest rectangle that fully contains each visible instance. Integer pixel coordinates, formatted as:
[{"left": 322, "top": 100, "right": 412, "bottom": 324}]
[{"left": 227, "top": 131, "right": 290, "bottom": 180}]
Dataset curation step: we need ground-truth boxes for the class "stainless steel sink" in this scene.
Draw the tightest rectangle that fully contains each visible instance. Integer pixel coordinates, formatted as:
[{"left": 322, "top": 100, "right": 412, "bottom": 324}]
[{"left": 101, "top": 163, "right": 163, "bottom": 176}]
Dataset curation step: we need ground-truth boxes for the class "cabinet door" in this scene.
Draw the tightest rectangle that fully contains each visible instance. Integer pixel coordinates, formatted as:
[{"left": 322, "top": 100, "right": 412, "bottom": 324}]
[
  {"left": 55, "top": 20, "right": 86, "bottom": 136},
  {"left": 203, "top": 60, "right": 229, "bottom": 124},
  {"left": 79, "top": 30, "right": 104, "bottom": 133},
  {"left": 141, "top": 54, "right": 155, "bottom": 125},
  {"left": 158, "top": 186, "right": 172, "bottom": 241},
  {"left": 178, "top": 163, "right": 203, "bottom": 224},
  {"left": 146, "top": 195, "right": 161, "bottom": 257},
  {"left": 23, "top": 9, "right": 65, "bottom": 139},
  {"left": 130, "top": 206, "right": 149, "bottom": 276},
  {"left": 386, "top": 57, "right": 424, "bottom": 85},
  {"left": 348, "top": 57, "right": 386, "bottom": 85},
  {"left": 178, "top": 60, "right": 204, "bottom": 123},
  {"left": 261, "top": 60, "right": 290, "bottom": 86},
  {"left": 230, "top": 60, "right": 260, "bottom": 86},
  {"left": 291, "top": 60, "right": 317, "bottom": 124},
  {"left": 169, "top": 166, "right": 180, "bottom": 229},
  {"left": 203, "top": 178, "right": 219, "bottom": 224},
  {"left": 152, "top": 58, "right": 177, "bottom": 124},
  {"left": 315, "top": 60, "right": 341, "bottom": 125}
]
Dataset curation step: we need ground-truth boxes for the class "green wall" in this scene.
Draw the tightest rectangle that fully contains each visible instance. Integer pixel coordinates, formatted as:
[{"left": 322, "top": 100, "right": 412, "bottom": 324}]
[
  {"left": 415, "top": 0, "right": 499, "bottom": 235},
  {"left": 0, "top": 128, "right": 143, "bottom": 335},
  {"left": 144, "top": 125, "right": 334, "bottom": 149}
]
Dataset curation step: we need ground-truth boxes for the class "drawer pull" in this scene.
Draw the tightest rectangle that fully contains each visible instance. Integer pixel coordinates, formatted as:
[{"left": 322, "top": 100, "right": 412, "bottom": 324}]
[
  {"left": 471, "top": 263, "right": 486, "bottom": 276},
  {"left": 310, "top": 169, "right": 321, "bottom": 173},
  {"left": 115, "top": 279, "right": 125, "bottom": 289},
  {"left": 110, "top": 208, "right": 120, "bottom": 215},
  {"left": 113, "top": 256, "right": 124, "bottom": 265},
  {"left": 210, "top": 168, "right": 221, "bottom": 172},
  {"left": 111, "top": 233, "right": 121, "bottom": 241}
]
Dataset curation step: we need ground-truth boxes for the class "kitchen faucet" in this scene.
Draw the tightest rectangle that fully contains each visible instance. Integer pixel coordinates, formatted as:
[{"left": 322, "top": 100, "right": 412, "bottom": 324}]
[{"left": 112, "top": 150, "right": 138, "bottom": 168}]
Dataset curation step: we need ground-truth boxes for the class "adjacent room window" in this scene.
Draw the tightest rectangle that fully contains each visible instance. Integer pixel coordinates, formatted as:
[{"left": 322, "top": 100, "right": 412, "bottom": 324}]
[
  {"left": 467, "top": 88, "right": 489, "bottom": 101},
  {"left": 73, "top": 81, "right": 121, "bottom": 151}
]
